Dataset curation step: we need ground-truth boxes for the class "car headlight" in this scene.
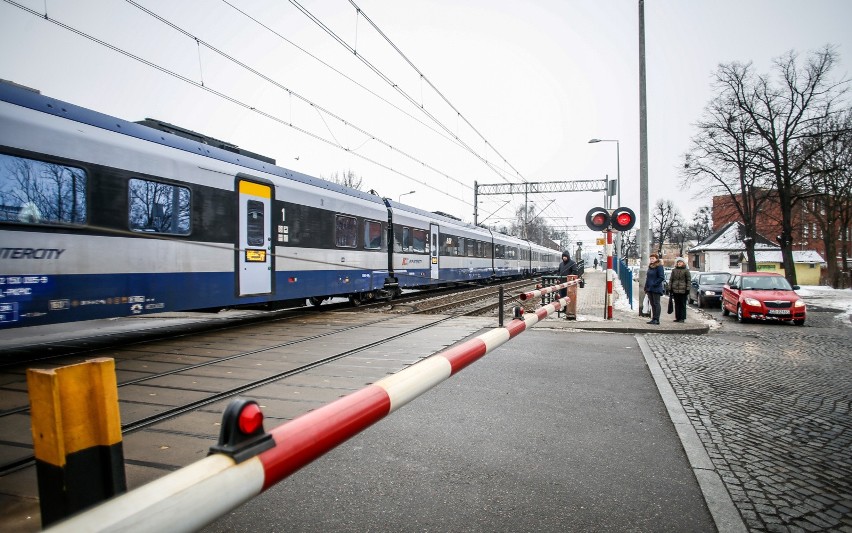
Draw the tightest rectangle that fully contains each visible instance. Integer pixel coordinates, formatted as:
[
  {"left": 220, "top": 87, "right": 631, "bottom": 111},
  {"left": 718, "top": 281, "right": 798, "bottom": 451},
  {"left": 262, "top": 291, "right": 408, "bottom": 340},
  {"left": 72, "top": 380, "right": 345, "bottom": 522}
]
[
  {"left": 704, "top": 290, "right": 715, "bottom": 296},
  {"left": 794, "top": 300, "right": 806, "bottom": 308},
  {"left": 744, "top": 298, "right": 761, "bottom": 307}
]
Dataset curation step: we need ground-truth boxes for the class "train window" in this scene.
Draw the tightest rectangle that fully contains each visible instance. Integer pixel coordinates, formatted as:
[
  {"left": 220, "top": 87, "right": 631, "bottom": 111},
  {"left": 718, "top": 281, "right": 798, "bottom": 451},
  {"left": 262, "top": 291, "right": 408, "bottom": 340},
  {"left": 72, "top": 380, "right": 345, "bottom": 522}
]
[
  {"left": 128, "top": 178, "right": 190, "bottom": 234},
  {"left": 246, "top": 200, "right": 265, "bottom": 245},
  {"left": 364, "top": 220, "right": 383, "bottom": 250},
  {"left": 456, "top": 238, "right": 465, "bottom": 257},
  {"left": 335, "top": 215, "right": 357, "bottom": 248},
  {"left": 467, "top": 240, "right": 476, "bottom": 257},
  {"left": 402, "top": 227, "right": 411, "bottom": 251},
  {"left": 0, "top": 153, "right": 87, "bottom": 226},
  {"left": 412, "top": 229, "right": 426, "bottom": 252}
]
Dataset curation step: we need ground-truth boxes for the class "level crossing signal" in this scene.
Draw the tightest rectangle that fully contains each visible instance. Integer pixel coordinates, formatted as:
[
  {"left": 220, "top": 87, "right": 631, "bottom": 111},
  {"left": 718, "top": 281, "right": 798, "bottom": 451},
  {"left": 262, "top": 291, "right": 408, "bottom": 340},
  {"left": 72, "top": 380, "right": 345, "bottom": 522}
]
[{"left": 585, "top": 206, "right": 636, "bottom": 231}]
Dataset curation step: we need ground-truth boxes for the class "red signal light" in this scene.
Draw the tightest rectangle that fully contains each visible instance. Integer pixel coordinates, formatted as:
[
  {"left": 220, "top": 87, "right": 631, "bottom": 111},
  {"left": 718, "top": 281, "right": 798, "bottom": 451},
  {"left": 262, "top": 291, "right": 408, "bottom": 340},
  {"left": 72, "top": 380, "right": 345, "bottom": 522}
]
[
  {"left": 611, "top": 207, "right": 636, "bottom": 231},
  {"left": 209, "top": 398, "right": 275, "bottom": 463},
  {"left": 585, "top": 207, "right": 610, "bottom": 231},
  {"left": 238, "top": 402, "right": 264, "bottom": 435}
]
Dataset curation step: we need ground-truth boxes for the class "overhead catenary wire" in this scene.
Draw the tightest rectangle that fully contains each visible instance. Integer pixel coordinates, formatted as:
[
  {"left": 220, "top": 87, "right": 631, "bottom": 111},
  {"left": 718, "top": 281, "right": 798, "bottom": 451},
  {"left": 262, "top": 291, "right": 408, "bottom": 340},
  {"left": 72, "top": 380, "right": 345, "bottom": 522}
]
[
  {"left": 121, "top": 0, "right": 477, "bottom": 200},
  {"left": 348, "top": 0, "right": 527, "bottom": 183},
  {"left": 337, "top": 1, "right": 575, "bottom": 229},
  {"left": 2, "top": 0, "right": 469, "bottom": 206},
  {"left": 287, "top": 0, "right": 521, "bottom": 188}
]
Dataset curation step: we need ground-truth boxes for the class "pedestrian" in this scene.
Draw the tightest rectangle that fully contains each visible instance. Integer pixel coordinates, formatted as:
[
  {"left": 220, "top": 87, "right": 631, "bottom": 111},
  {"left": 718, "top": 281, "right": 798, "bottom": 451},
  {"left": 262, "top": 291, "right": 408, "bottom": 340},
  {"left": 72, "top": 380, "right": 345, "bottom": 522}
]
[
  {"left": 557, "top": 251, "right": 578, "bottom": 314},
  {"left": 643, "top": 252, "right": 665, "bottom": 325},
  {"left": 668, "top": 257, "right": 691, "bottom": 322},
  {"left": 593, "top": 257, "right": 599, "bottom": 270}
]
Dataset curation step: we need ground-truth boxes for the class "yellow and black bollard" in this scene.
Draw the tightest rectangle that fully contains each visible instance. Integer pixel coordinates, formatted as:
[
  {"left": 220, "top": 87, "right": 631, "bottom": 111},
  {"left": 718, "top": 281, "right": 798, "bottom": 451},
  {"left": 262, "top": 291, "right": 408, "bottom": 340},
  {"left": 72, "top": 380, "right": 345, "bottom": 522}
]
[{"left": 27, "top": 358, "right": 126, "bottom": 526}]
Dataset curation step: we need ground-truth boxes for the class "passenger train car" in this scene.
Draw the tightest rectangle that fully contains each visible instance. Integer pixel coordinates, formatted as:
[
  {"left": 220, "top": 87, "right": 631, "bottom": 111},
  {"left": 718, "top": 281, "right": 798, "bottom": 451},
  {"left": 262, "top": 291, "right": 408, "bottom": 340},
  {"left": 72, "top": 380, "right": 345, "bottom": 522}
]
[{"left": 0, "top": 81, "right": 559, "bottom": 329}]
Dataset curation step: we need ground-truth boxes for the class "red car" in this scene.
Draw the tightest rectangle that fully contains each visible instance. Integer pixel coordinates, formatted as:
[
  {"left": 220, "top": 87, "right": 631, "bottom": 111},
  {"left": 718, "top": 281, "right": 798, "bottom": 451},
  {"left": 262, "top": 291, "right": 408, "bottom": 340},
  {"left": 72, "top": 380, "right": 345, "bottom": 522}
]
[{"left": 722, "top": 272, "right": 806, "bottom": 325}]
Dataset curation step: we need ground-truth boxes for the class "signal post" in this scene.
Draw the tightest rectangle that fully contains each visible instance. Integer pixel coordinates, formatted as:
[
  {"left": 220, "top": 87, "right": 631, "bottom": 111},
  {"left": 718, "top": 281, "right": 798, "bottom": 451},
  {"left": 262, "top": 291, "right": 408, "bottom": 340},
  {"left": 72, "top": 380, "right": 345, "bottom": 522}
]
[{"left": 585, "top": 206, "right": 636, "bottom": 319}]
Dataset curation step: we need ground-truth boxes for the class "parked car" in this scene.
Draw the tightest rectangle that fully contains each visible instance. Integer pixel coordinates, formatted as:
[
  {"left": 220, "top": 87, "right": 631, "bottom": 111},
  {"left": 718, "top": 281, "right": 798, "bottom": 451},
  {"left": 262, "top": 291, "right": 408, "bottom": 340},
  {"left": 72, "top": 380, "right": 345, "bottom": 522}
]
[
  {"left": 722, "top": 272, "right": 806, "bottom": 325},
  {"left": 689, "top": 272, "right": 731, "bottom": 308}
]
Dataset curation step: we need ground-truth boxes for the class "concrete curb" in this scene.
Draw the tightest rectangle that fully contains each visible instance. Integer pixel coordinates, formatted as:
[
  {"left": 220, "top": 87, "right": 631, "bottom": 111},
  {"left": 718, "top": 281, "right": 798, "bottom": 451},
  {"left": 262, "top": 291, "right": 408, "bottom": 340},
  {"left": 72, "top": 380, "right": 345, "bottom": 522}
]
[{"left": 636, "top": 335, "right": 747, "bottom": 533}]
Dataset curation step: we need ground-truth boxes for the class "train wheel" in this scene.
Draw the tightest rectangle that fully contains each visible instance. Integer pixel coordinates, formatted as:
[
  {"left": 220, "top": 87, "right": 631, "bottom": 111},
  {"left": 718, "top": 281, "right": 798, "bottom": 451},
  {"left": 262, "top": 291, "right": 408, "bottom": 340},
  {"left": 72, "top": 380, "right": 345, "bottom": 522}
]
[
  {"left": 349, "top": 294, "right": 363, "bottom": 306},
  {"left": 309, "top": 297, "right": 324, "bottom": 307}
]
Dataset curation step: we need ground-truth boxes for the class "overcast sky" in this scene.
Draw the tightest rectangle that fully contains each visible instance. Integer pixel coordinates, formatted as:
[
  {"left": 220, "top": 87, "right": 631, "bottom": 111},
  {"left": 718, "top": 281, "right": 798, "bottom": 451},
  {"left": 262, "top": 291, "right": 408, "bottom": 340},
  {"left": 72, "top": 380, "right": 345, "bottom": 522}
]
[{"left": 2, "top": 0, "right": 851, "bottom": 249}]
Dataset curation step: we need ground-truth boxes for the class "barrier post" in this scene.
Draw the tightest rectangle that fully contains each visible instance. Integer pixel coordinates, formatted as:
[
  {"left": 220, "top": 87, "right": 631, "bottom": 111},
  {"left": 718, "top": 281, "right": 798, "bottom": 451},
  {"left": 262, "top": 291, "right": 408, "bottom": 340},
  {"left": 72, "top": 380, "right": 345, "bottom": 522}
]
[
  {"left": 27, "top": 358, "right": 126, "bottom": 526},
  {"left": 498, "top": 286, "right": 504, "bottom": 327},
  {"left": 606, "top": 229, "right": 614, "bottom": 319},
  {"left": 529, "top": 276, "right": 577, "bottom": 320}
]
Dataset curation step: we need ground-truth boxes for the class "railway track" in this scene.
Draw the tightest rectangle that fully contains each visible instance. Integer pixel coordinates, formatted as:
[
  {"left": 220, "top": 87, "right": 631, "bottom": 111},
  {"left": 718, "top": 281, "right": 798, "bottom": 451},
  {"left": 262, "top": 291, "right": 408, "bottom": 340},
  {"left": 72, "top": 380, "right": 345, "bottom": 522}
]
[{"left": 0, "top": 278, "right": 543, "bottom": 478}]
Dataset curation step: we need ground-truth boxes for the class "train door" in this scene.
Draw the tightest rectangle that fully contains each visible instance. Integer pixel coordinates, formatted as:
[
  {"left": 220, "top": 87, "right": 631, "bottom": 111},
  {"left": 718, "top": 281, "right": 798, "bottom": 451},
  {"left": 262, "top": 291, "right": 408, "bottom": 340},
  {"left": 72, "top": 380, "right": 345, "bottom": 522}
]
[
  {"left": 237, "top": 179, "right": 273, "bottom": 296},
  {"left": 430, "top": 223, "right": 440, "bottom": 279}
]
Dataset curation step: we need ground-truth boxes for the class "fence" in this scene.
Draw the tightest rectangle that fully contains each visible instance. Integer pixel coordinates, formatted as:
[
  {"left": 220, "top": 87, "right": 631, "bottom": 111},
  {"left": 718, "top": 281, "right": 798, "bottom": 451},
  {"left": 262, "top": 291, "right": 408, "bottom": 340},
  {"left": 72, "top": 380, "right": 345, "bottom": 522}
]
[{"left": 614, "top": 256, "right": 633, "bottom": 309}]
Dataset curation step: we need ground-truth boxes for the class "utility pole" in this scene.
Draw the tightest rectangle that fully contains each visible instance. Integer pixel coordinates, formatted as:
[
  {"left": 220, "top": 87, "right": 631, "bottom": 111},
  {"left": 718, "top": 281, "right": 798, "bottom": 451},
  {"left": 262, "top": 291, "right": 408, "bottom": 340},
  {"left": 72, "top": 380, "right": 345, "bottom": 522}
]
[
  {"left": 473, "top": 180, "right": 479, "bottom": 225},
  {"left": 638, "top": 0, "right": 649, "bottom": 309}
]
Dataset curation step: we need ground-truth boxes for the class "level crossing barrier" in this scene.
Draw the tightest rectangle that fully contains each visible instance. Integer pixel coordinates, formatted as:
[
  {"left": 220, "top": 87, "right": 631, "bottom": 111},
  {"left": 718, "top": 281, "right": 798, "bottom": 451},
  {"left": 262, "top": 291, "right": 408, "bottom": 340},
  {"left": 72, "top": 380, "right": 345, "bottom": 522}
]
[
  {"left": 44, "top": 295, "right": 571, "bottom": 533},
  {"left": 523, "top": 275, "right": 579, "bottom": 319}
]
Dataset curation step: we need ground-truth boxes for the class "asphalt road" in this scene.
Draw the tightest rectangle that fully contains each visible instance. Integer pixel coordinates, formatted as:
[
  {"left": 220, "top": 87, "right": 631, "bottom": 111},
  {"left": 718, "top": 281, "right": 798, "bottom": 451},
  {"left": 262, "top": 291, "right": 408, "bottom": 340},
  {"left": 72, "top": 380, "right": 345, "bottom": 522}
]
[{"left": 204, "top": 331, "right": 715, "bottom": 533}]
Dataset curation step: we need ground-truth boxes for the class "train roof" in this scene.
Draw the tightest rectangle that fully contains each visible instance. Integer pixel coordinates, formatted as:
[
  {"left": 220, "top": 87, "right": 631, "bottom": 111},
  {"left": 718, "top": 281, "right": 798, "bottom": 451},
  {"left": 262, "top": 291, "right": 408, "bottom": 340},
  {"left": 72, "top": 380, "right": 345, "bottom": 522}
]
[{"left": 0, "top": 80, "right": 384, "bottom": 207}]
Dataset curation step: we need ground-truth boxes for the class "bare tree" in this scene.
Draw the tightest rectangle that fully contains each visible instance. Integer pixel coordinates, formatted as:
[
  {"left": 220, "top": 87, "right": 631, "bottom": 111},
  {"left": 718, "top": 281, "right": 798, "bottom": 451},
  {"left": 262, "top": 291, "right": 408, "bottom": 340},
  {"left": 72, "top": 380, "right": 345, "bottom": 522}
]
[
  {"left": 718, "top": 46, "right": 849, "bottom": 285},
  {"left": 509, "top": 203, "right": 556, "bottom": 245},
  {"left": 326, "top": 169, "right": 363, "bottom": 190},
  {"left": 651, "top": 199, "right": 683, "bottom": 256},
  {"left": 803, "top": 108, "right": 852, "bottom": 286},
  {"left": 618, "top": 229, "right": 638, "bottom": 259},
  {"left": 682, "top": 87, "right": 775, "bottom": 272},
  {"left": 687, "top": 206, "right": 713, "bottom": 243}
]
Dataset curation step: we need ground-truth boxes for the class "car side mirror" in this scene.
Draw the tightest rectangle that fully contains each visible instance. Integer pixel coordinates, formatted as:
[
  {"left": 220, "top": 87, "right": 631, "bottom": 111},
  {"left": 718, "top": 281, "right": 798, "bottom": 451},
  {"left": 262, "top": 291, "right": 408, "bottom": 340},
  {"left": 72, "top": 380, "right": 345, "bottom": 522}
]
[{"left": 792, "top": 285, "right": 800, "bottom": 290}]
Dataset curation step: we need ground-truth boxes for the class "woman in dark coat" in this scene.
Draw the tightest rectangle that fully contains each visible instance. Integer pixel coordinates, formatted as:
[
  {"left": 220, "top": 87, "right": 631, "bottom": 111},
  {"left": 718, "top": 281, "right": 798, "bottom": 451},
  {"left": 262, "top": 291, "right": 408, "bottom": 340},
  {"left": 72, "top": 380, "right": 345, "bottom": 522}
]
[
  {"left": 643, "top": 252, "right": 665, "bottom": 325},
  {"left": 668, "top": 257, "right": 692, "bottom": 322}
]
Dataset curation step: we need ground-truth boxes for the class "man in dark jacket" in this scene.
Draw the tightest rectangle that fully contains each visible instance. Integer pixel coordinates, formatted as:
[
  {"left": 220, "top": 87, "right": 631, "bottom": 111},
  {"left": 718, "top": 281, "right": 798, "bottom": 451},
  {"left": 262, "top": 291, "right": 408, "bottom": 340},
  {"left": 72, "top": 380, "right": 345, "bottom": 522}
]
[
  {"left": 558, "top": 251, "right": 578, "bottom": 278},
  {"left": 557, "top": 251, "right": 578, "bottom": 304}
]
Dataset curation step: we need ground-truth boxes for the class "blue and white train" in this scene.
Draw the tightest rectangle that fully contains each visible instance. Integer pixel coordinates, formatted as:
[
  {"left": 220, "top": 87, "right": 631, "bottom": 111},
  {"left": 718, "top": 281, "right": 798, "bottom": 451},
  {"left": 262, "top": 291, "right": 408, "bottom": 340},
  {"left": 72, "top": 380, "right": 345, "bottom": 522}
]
[{"left": 0, "top": 81, "right": 559, "bottom": 329}]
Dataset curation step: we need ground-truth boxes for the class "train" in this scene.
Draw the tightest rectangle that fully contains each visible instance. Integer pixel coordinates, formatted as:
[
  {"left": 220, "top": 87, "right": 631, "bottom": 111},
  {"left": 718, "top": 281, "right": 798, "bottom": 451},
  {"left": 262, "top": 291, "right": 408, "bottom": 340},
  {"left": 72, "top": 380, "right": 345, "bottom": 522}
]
[{"left": 0, "top": 80, "right": 560, "bottom": 330}]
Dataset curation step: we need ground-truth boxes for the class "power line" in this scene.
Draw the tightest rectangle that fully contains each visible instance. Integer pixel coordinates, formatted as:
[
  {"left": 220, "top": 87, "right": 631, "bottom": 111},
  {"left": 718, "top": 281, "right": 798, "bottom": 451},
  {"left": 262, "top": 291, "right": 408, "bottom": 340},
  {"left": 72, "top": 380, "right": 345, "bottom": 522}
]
[
  {"left": 287, "top": 0, "right": 520, "bottom": 187},
  {"left": 3, "top": 0, "right": 472, "bottom": 206},
  {"left": 348, "top": 0, "right": 527, "bottom": 183},
  {"left": 122, "top": 0, "right": 477, "bottom": 196}
]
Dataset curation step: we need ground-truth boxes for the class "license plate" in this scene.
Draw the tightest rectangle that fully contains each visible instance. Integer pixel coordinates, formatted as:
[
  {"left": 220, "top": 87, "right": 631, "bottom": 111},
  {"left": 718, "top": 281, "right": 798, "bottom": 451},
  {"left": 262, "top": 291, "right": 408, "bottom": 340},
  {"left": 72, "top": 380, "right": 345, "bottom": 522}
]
[{"left": 768, "top": 309, "right": 790, "bottom": 315}]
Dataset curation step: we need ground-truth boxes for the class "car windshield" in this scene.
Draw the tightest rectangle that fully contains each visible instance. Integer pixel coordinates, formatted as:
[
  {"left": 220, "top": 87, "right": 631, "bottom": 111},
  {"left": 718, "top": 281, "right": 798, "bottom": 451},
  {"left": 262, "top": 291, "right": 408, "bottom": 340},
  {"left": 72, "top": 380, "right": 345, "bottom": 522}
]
[
  {"left": 700, "top": 274, "right": 729, "bottom": 285},
  {"left": 740, "top": 276, "right": 793, "bottom": 291}
]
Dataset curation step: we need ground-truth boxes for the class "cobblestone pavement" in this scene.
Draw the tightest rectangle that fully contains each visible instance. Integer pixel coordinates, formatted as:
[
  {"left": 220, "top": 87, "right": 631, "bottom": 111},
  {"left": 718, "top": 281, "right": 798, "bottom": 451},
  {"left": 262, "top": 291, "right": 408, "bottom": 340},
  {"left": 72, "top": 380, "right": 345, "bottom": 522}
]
[{"left": 645, "top": 303, "right": 852, "bottom": 532}]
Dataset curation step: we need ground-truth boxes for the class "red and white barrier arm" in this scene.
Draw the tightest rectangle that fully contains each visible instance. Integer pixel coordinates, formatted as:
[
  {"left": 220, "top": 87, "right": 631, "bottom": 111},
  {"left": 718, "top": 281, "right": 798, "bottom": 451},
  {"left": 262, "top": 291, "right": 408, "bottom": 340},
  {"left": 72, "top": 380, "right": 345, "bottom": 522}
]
[
  {"left": 518, "top": 281, "right": 576, "bottom": 301},
  {"left": 46, "top": 297, "right": 569, "bottom": 533}
]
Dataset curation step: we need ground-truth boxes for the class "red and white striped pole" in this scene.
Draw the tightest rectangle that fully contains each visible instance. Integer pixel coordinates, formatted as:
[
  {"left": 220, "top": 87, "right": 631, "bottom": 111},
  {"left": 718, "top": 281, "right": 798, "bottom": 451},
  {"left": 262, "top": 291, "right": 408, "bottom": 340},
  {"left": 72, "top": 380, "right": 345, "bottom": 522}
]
[
  {"left": 517, "top": 280, "right": 575, "bottom": 301},
  {"left": 45, "top": 297, "right": 570, "bottom": 533},
  {"left": 606, "top": 229, "right": 613, "bottom": 320}
]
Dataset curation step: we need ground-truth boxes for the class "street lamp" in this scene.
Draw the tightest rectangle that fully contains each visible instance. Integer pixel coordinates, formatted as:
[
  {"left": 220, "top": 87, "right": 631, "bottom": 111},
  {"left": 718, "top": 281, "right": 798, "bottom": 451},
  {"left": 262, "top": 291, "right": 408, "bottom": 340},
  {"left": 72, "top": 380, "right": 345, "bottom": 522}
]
[
  {"left": 398, "top": 190, "right": 415, "bottom": 203},
  {"left": 588, "top": 139, "right": 620, "bottom": 209}
]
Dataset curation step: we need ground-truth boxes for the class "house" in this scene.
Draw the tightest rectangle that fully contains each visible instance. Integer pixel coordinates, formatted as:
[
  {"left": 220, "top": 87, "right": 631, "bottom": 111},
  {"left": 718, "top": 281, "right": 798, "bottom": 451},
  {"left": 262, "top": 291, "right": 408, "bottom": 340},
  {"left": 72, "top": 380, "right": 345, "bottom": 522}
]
[
  {"left": 688, "top": 222, "right": 779, "bottom": 274},
  {"left": 748, "top": 250, "right": 826, "bottom": 286},
  {"left": 713, "top": 192, "right": 852, "bottom": 267}
]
